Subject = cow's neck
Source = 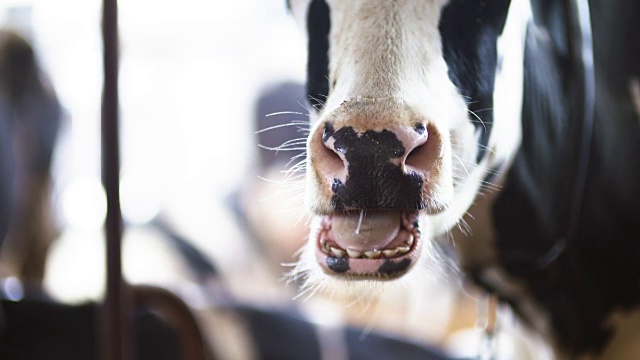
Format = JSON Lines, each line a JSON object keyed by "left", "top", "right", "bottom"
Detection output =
{"left": 453, "top": 1, "right": 640, "bottom": 357}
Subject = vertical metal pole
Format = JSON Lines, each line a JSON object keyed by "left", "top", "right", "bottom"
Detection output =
{"left": 101, "top": 0, "right": 133, "bottom": 359}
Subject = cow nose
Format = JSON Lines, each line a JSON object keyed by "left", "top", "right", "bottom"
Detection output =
{"left": 318, "top": 121, "right": 430, "bottom": 173}
{"left": 310, "top": 121, "right": 434, "bottom": 209}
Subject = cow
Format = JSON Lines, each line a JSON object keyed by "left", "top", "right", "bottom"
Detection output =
{"left": 285, "top": 0, "right": 640, "bottom": 358}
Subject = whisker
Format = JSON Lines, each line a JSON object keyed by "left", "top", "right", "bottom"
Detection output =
{"left": 280, "top": 172, "right": 306, "bottom": 187}
{"left": 355, "top": 209, "right": 365, "bottom": 234}
{"left": 297, "top": 100, "right": 319, "bottom": 118}
{"left": 468, "top": 108, "right": 488, "bottom": 133}
{"left": 266, "top": 111, "right": 308, "bottom": 117}
{"left": 308, "top": 95, "right": 326, "bottom": 108}
{"left": 450, "top": 140, "right": 497, "bottom": 158}
{"left": 452, "top": 152, "right": 471, "bottom": 177}
{"left": 471, "top": 107, "right": 493, "bottom": 113}
{"left": 256, "top": 121, "right": 310, "bottom": 134}
{"left": 278, "top": 138, "right": 308, "bottom": 148}
{"left": 282, "top": 166, "right": 307, "bottom": 184}
{"left": 258, "top": 144, "right": 306, "bottom": 152}
{"left": 285, "top": 152, "right": 308, "bottom": 167}
{"left": 283, "top": 161, "right": 306, "bottom": 173}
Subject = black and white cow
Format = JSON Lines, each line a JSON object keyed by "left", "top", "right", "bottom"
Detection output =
{"left": 285, "top": 0, "right": 640, "bottom": 358}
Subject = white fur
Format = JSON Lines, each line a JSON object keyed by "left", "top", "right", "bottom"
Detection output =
{"left": 490, "top": 0, "right": 531, "bottom": 174}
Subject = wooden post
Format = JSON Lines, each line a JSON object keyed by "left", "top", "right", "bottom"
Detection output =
{"left": 100, "top": 0, "right": 133, "bottom": 358}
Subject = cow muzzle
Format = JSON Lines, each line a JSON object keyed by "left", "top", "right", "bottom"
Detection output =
{"left": 306, "top": 100, "right": 450, "bottom": 279}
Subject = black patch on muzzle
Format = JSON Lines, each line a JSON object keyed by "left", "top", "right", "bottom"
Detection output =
{"left": 326, "top": 256, "right": 349, "bottom": 273}
{"left": 328, "top": 126, "right": 423, "bottom": 210}
{"left": 379, "top": 259, "right": 412, "bottom": 277}
{"left": 307, "top": 0, "right": 330, "bottom": 110}
{"left": 440, "top": 0, "right": 511, "bottom": 163}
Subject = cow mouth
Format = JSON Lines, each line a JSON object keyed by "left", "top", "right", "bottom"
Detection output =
{"left": 315, "top": 210, "right": 422, "bottom": 279}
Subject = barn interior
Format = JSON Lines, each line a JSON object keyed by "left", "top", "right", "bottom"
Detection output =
{"left": 0, "top": 1, "right": 545, "bottom": 359}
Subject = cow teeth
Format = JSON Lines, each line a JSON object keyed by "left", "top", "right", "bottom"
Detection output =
{"left": 346, "top": 249, "right": 363, "bottom": 258}
{"left": 364, "top": 250, "right": 381, "bottom": 259}
{"left": 405, "top": 234, "right": 415, "bottom": 246}
{"left": 397, "top": 246, "right": 410, "bottom": 254}
{"left": 382, "top": 248, "right": 399, "bottom": 258}
{"left": 321, "top": 240, "right": 328, "bottom": 251}
{"left": 330, "top": 247, "right": 346, "bottom": 258}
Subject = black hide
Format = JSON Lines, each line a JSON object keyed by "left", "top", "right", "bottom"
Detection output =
{"left": 439, "top": 0, "right": 511, "bottom": 163}
{"left": 490, "top": 0, "right": 640, "bottom": 355}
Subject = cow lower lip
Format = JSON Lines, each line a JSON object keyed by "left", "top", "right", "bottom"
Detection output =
{"left": 315, "top": 211, "right": 422, "bottom": 278}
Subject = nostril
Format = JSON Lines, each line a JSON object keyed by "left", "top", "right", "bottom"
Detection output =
{"left": 323, "top": 122, "right": 335, "bottom": 142}
{"left": 400, "top": 123, "right": 442, "bottom": 182}
{"left": 321, "top": 122, "right": 344, "bottom": 159}
{"left": 322, "top": 138, "right": 344, "bottom": 164}
{"left": 322, "top": 122, "right": 345, "bottom": 156}
{"left": 402, "top": 123, "right": 430, "bottom": 171}
{"left": 405, "top": 142, "right": 431, "bottom": 171}
{"left": 313, "top": 121, "right": 347, "bottom": 179}
{"left": 406, "top": 144, "right": 424, "bottom": 165}
{"left": 407, "top": 144, "right": 424, "bottom": 160}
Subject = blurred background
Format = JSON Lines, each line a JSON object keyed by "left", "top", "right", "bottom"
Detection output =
{"left": 0, "top": 0, "right": 308, "bottom": 302}
{"left": 0, "top": 0, "right": 527, "bottom": 359}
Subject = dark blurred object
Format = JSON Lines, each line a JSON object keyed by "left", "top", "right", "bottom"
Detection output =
{"left": 230, "top": 82, "right": 310, "bottom": 270}
{"left": 0, "top": 278, "right": 215, "bottom": 359}
{"left": 237, "top": 304, "right": 464, "bottom": 360}
{"left": 0, "top": 29, "right": 61, "bottom": 286}
{"left": 0, "top": 298, "right": 181, "bottom": 360}
{"left": 132, "top": 285, "right": 214, "bottom": 360}
{"left": 151, "top": 217, "right": 219, "bottom": 282}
